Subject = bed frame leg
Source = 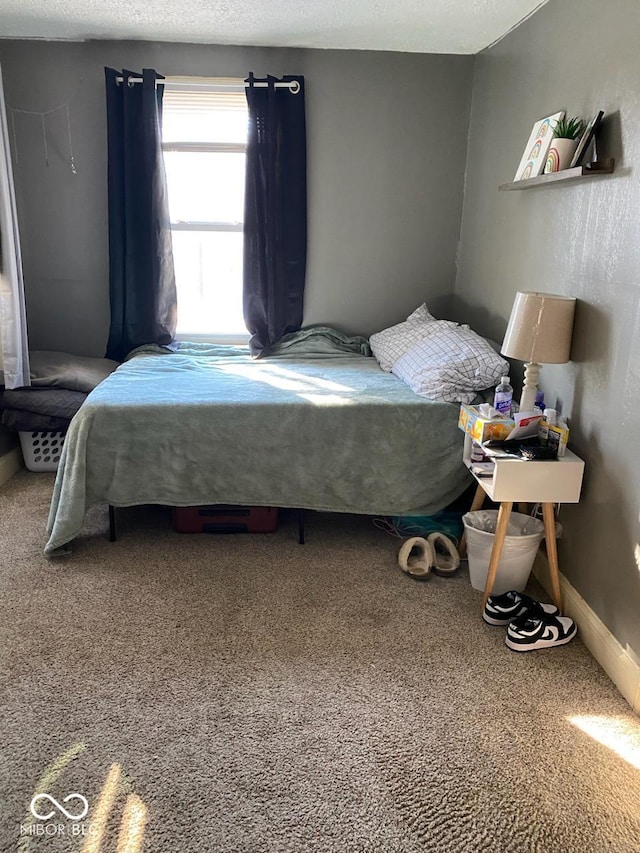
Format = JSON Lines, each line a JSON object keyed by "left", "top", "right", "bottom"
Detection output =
{"left": 108, "top": 505, "right": 116, "bottom": 542}
{"left": 298, "top": 509, "right": 305, "bottom": 545}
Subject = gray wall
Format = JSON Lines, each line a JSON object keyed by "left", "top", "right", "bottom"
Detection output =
{"left": 0, "top": 39, "right": 473, "bottom": 354}
{"left": 456, "top": 0, "right": 640, "bottom": 656}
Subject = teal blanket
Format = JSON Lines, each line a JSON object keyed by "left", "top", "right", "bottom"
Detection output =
{"left": 45, "top": 339, "right": 470, "bottom": 554}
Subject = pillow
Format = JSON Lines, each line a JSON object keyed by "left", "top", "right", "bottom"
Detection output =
{"left": 391, "top": 322, "right": 509, "bottom": 403}
{"left": 29, "top": 351, "right": 119, "bottom": 393}
{"left": 369, "top": 303, "right": 443, "bottom": 372}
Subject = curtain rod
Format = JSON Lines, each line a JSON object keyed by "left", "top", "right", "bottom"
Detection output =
{"left": 115, "top": 77, "right": 301, "bottom": 94}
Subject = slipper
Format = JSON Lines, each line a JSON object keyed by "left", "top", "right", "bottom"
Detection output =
{"left": 397, "top": 536, "right": 434, "bottom": 581}
{"left": 427, "top": 532, "right": 460, "bottom": 575}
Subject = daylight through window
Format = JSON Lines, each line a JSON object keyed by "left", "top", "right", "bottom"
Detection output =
{"left": 162, "top": 78, "right": 249, "bottom": 341}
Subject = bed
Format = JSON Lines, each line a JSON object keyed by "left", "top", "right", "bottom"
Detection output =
{"left": 44, "top": 331, "right": 475, "bottom": 555}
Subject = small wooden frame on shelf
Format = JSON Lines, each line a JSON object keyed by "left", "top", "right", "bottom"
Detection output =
{"left": 499, "top": 158, "right": 615, "bottom": 191}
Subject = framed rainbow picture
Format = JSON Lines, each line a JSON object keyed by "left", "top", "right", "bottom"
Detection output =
{"left": 513, "top": 112, "right": 564, "bottom": 181}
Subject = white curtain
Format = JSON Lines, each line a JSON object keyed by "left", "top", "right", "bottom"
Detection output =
{"left": 0, "top": 62, "right": 29, "bottom": 389}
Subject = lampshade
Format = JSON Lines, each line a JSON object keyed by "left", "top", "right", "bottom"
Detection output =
{"left": 501, "top": 291, "right": 576, "bottom": 364}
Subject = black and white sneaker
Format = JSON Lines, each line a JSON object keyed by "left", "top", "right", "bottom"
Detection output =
{"left": 505, "top": 613, "right": 577, "bottom": 652}
{"left": 483, "top": 591, "right": 558, "bottom": 626}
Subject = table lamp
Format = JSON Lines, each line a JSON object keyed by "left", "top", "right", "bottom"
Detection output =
{"left": 501, "top": 291, "right": 576, "bottom": 413}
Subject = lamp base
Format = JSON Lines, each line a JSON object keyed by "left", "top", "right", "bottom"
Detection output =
{"left": 519, "top": 363, "right": 541, "bottom": 413}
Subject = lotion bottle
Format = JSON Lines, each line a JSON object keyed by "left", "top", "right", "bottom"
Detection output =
{"left": 493, "top": 376, "right": 513, "bottom": 417}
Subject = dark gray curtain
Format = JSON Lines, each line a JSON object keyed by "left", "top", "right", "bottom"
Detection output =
{"left": 104, "top": 68, "right": 177, "bottom": 362}
{"left": 243, "top": 74, "right": 307, "bottom": 357}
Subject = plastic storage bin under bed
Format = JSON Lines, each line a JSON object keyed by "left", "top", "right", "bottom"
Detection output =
{"left": 173, "top": 505, "right": 279, "bottom": 534}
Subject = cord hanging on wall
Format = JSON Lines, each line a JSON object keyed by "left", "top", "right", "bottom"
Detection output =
{"left": 40, "top": 113, "right": 48, "bottom": 166}
{"left": 65, "top": 105, "right": 77, "bottom": 174}
{"left": 8, "top": 82, "right": 81, "bottom": 174}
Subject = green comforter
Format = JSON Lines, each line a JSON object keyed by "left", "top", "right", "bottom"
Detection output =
{"left": 45, "top": 336, "right": 470, "bottom": 554}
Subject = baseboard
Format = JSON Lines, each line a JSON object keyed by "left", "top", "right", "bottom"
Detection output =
{"left": 533, "top": 553, "right": 640, "bottom": 714}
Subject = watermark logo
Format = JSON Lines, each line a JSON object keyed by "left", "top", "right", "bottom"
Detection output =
{"left": 21, "top": 793, "right": 90, "bottom": 837}
{"left": 30, "top": 793, "right": 89, "bottom": 821}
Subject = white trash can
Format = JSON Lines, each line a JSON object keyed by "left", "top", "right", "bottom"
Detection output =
{"left": 462, "top": 510, "right": 545, "bottom": 594}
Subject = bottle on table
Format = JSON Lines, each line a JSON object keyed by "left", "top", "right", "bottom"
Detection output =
{"left": 493, "top": 376, "right": 513, "bottom": 417}
{"left": 470, "top": 441, "right": 485, "bottom": 462}
{"left": 539, "top": 407, "right": 557, "bottom": 446}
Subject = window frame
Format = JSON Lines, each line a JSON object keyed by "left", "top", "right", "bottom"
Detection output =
{"left": 161, "top": 79, "right": 250, "bottom": 344}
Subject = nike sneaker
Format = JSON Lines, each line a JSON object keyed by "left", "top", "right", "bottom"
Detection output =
{"left": 483, "top": 590, "right": 558, "bottom": 626}
{"left": 505, "top": 612, "right": 577, "bottom": 652}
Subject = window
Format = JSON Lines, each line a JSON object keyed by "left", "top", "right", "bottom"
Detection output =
{"left": 162, "top": 78, "right": 249, "bottom": 342}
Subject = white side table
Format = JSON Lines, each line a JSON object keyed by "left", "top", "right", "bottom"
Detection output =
{"left": 460, "top": 434, "right": 585, "bottom": 613}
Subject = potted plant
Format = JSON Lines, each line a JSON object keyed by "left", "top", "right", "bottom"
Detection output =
{"left": 544, "top": 116, "right": 586, "bottom": 173}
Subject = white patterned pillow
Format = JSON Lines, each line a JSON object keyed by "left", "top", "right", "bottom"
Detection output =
{"left": 369, "top": 304, "right": 444, "bottom": 372}
{"left": 391, "top": 322, "right": 509, "bottom": 403}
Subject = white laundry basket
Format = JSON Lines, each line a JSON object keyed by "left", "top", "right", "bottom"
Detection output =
{"left": 19, "top": 431, "right": 65, "bottom": 472}
{"left": 462, "top": 510, "right": 545, "bottom": 594}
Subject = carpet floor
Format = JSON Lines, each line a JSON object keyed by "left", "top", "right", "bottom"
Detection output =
{"left": 1, "top": 470, "right": 640, "bottom": 853}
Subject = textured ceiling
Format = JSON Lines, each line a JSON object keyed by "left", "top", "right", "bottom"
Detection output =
{"left": 0, "top": 0, "right": 548, "bottom": 54}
